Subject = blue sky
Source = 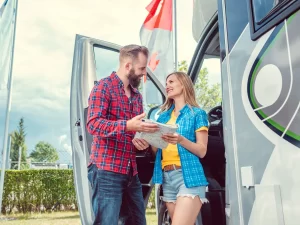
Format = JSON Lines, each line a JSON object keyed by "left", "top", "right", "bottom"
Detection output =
{"left": 0, "top": 0, "right": 220, "bottom": 164}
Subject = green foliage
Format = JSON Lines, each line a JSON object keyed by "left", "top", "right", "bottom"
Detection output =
{"left": 178, "top": 60, "right": 188, "bottom": 72}
{"left": 1, "top": 169, "right": 77, "bottom": 214}
{"left": 30, "top": 141, "right": 59, "bottom": 163}
{"left": 10, "top": 118, "right": 28, "bottom": 169}
{"left": 178, "top": 60, "right": 222, "bottom": 112}
{"left": 147, "top": 187, "right": 156, "bottom": 209}
{"left": 195, "top": 68, "right": 222, "bottom": 111}
{"left": 1, "top": 169, "right": 157, "bottom": 215}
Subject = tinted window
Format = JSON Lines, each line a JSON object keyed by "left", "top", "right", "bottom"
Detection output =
{"left": 252, "top": 0, "right": 281, "bottom": 22}
{"left": 248, "top": 0, "right": 300, "bottom": 40}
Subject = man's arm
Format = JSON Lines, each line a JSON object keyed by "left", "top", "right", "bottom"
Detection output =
{"left": 86, "top": 81, "right": 126, "bottom": 138}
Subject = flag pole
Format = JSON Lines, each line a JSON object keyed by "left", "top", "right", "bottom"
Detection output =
{"left": 173, "top": 0, "right": 178, "bottom": 70}
{"left": 0, "top": 0, "right": 19, "bottom": 214}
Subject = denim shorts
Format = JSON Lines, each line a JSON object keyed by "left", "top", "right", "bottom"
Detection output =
{"left": 162, "top": 169, "right": 208, "bottom": 204}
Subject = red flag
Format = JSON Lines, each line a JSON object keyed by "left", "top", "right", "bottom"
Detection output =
{"left": 140, "top": 0, "right": 174, "bottom": 86}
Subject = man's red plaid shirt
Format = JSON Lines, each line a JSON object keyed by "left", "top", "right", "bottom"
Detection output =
{"left": 86, "top": 72, "right": 143, "bottom": 176}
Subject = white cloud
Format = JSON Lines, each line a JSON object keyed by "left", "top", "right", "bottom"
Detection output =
{"left": 59, "top": 134, "right": 67, "bottom": 144}
{"left": 62, "top": 143, "right": 72, "bottom": 155}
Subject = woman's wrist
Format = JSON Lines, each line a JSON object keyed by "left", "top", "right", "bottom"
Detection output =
{"left": 178, "top": 134, "right": 184, "bottom": 144}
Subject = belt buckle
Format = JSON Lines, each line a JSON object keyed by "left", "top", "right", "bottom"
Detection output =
{"left": 173, "top": 164, "right": 176, "bottom": 170}
{"left": 164, "top": 165, "right": 171, "bottom": 172}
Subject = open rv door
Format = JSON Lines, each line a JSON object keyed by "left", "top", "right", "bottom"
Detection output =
{"left": 70, "top": 34, "right": 166, "bottom": 225}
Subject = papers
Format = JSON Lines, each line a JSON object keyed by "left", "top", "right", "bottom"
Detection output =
{"left": 134, "top": 119, "right": 179, "bottom": 149}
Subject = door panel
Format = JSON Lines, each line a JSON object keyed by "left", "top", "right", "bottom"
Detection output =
{"left": 70, "top": 34, "right": 165, "bottom": 225}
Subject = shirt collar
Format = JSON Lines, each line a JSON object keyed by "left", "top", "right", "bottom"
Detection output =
{"left": 166, "top": 104, "right": 190, "bottom": 114}
{"left": 164, "top": 104, "right": 190, "bottom": 116}
{"left": 111, "top": 71, "right": 139, "bottom": 94}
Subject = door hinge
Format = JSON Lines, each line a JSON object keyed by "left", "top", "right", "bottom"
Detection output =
{"left": 75, "top": 120, "right": 80, "bottom": 126}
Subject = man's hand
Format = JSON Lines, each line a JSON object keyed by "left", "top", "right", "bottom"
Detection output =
{"left": 126, "top": 113, "right": 159, "bottom": 133}
{"left": 132, "top": 138, "right": 150, "bottom": 150}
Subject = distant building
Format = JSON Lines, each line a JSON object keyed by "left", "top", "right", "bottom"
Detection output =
{"left": 30, "top": 162, "right": 72, "bottom": 169}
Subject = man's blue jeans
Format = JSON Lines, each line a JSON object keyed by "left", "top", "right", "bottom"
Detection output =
{"left": 87, "top": 164, "right": 146, "bottom": 225}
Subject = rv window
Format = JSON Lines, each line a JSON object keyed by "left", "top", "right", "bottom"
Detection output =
{"left": 248, "top": 0, "right": 300, "bottom": 40}
{"left": 93, "top": 46, "right": 119, "bottom": 80}
{"left": 252, "top": 0, "right": 283, "bottom": 22}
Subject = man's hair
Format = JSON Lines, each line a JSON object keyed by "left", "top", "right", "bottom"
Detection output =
{"left": 119, "top": 44, "right": 149, "bottom": 63}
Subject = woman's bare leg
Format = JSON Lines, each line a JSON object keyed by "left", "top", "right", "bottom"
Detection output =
{"left": 171, "top": 196, "right": 202, "bottom": 225}
{"left": 166, "top": 202, "right": 176, "bottom": 220}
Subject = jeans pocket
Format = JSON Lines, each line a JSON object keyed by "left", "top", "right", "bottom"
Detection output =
{"left": 87, "top": 164, "right": 95, "bottom": 188}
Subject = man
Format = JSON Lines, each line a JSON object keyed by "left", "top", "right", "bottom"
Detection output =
{"left": 86, "top": 44, "right": 159, "bottom": 225}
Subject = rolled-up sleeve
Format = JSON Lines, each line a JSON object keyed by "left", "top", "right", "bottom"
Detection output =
{"left": 195, "top": 109, "right": 209, "bottom": 131}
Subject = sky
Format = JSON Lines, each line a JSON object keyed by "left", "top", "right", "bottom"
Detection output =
{"left": 0, "top": 0, "right": 220, "bottom": 165}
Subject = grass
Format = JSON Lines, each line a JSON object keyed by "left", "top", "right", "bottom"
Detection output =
{"left": 0, "top": 209, "right": 157, "bottom": 225}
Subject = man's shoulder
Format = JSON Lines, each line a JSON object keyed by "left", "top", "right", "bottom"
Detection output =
{"left": 93, "top": 76, "right": 113, "bottom": 91}
{"left": 96, "top": 76, "right": 112, "bottom": 86}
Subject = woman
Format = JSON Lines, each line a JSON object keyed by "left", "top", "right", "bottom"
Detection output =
{"left": 133, "top": 72, "right": 209, "bottom": 225}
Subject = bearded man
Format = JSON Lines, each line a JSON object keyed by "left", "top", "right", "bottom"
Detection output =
{"left": 86, "top": 44, "right": 159, "bottom": 225}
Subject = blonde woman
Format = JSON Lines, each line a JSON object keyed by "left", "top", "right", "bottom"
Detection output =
{"left": 133, "top": 72, "right": 209, "bottom": 225}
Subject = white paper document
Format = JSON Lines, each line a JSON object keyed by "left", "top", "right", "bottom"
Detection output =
{"left": 134, "top": 119, "right": 179, "bottom": 149}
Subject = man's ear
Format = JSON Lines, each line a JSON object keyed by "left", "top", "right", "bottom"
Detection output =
{"left": 125, "top": 61, "right": 133, "bottom": 72}
{"left": 125, "top": 62, "right": 130, "bottom": 70}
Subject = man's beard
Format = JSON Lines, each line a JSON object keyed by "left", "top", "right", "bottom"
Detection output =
{"left": 128, "top": 68, "right": 142, "bottom": 88}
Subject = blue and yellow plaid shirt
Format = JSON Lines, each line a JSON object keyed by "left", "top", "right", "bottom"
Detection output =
{"left": 152, "top": 104, "right": 209, "bottom": 188}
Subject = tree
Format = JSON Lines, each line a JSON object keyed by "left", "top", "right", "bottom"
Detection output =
{"left": 30, "top": 141, "right": 59, "bottom": 163}
{"left": 10, "top": 118, "right": 28, "bottom": 169}
{"left": 178, "top": 60, "right": 222, "bottom": 112}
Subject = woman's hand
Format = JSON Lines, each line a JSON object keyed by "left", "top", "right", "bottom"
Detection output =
{"left": 161, "top": 133, "right": 184, "bottom": 145}
{"left": 132, "top": 138, "right": 150, "bottom": 150}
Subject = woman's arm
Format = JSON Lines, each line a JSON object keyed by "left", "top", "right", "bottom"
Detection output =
{"left": 178, "top": 131, "right": 208, "bottom": 158}
{"left": 162, "top": 130, "right": 208, "bottom": 158}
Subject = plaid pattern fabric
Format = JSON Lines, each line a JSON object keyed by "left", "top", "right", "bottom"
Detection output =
{"left": 87, "top": 72, "right": 143, "bottom": 175}
{"left": 153, "top": 104, "right": 209, "bottom": 188}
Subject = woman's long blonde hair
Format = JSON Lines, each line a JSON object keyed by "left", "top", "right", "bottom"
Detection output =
{"left": 160, "top": 71, "right": 200, "bottom": 112}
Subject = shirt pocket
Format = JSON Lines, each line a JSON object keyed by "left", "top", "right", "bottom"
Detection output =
{"left": 131, "top": 98, "right": 143, "bottom": 117}
{"left": 177, "top": 117, "right": 196, "bottom": 140}
{"left": 108, "top": 95, "right": 125, "bottom": 119}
